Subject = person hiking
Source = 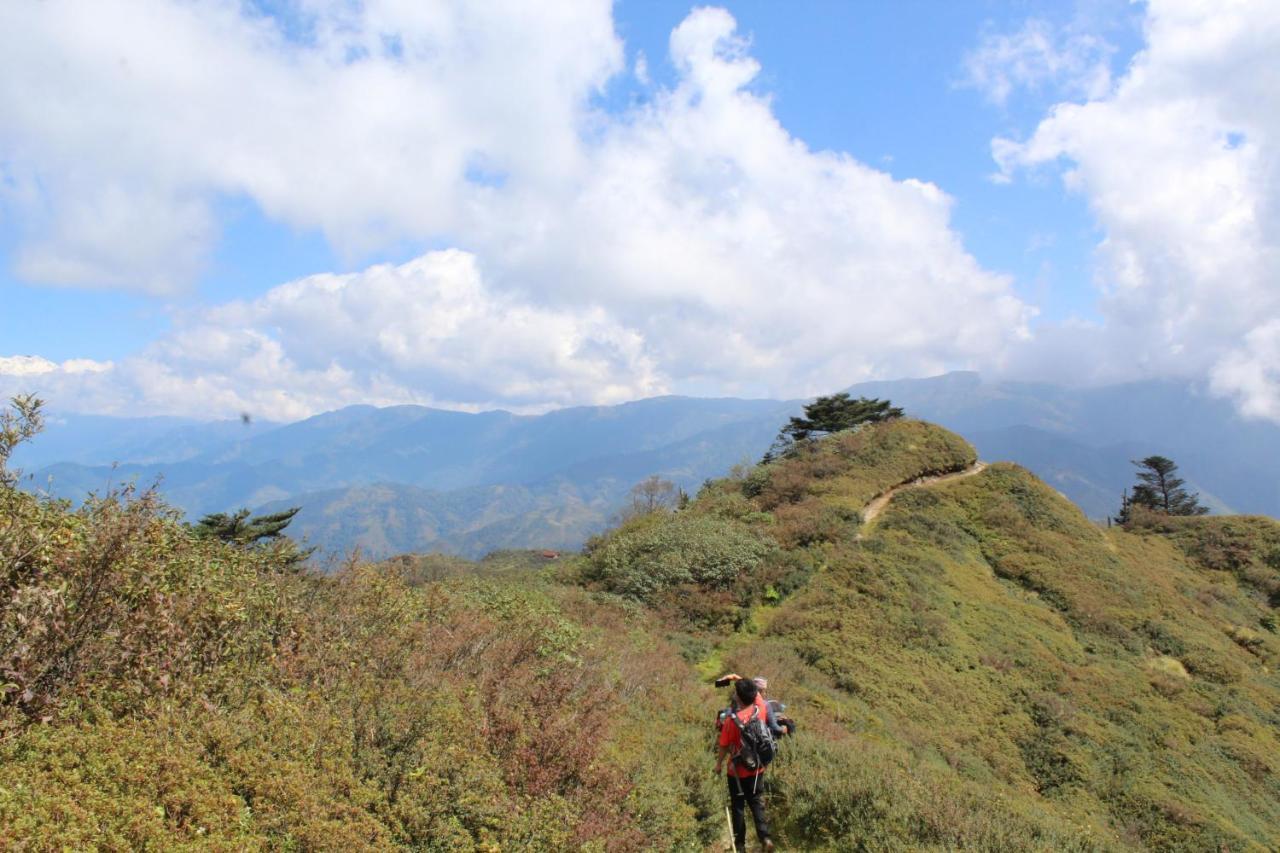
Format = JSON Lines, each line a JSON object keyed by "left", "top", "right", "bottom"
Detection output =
{"left": 714, "top": 673, "right": 769, "bottom": 730}
{"left": 752, "top": 676, "right": 795, "bottom": 738}
{"left": 716, "top": 678, "right": 774, "bottom": 852}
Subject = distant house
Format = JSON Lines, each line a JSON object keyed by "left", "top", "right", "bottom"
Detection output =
{"left": 540, "top": 550, "right": 560, "bottom": 560}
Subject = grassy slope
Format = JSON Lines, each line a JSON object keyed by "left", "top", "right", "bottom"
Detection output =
{"left": 0, "top": 486, "right": 726, "bottom": 850}
{"left": 699, "top": 424, "right": 1280, "bottom": 850}
{"left": 5, "top": 418, "right": 1278, "bottom": 850}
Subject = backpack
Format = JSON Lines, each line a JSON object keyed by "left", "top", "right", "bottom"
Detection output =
{"left": 729, "top": 705, "right": 776, "bottom": 770}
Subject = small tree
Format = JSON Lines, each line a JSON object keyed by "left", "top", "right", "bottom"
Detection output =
{"left": 767, "top": 393, "right": 903, "bottom": 460}
{"left": 0, "top": 394, "right": 44, "bottom": 488}
{"left": 193, "top": 506, "right": 313, "bottom": 570}
{"left": 1119, "top": 456, "right": 1208, "bottom": 520}
{"left": 193, "top": 506, "right": 303, "bottom": 544}
{"left": 627, "top": 475, "right": 679, "bottom": 517}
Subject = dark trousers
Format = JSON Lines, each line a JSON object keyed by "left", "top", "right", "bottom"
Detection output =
{"left": 728, "top": 773, "right": 769, "bottom": 850}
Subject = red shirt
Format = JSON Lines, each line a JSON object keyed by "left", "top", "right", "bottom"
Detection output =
{"left": 718, "top": 699, "right": 767, "bottom": 777}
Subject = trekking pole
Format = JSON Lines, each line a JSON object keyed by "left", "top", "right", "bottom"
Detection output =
{"left": 724, "top": 805, "right": 734, "bottom": 852}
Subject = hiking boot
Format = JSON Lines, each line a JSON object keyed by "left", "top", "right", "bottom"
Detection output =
{"left": 761, "top": 839, "right": 775, "bottom": 851}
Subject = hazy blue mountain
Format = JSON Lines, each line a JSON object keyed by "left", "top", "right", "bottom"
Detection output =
{"left": 11, "top": 413, "right": 278, "bottom": 470}
{"left": 25, "top": 395, "right": 792, "bottom": 544}
{"left": 263, "top": 414, "right": 790, "bottom": 560}
{"left": 21, "top": 373, "right": 1280, "bottom": 560}
{"left": 257, "top": 479, "right": 618, "bottom": 561}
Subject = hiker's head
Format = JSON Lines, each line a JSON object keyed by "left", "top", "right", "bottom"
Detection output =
{"left": 734, "top": 678, "right": 758, "bottom": 705}
{"left": 752, "top": 676, "right": 768, "bottom": 694}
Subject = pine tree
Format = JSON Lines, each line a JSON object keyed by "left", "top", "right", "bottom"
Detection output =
{"left": 193, "top": 506, "right": 302, "bottom": 544}
{"left": 1121, "top": 456, "right": 1208, "bottom": 519}
{"left": 192, "top": 506, "right": 312, "bottom": 571}
{"left": 766, "top": 393, "right": 903, "bottom": 460}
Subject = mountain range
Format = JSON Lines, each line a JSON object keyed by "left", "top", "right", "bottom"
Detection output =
{"left": 15, "top": 372, "right": 1279, "bottom": 559}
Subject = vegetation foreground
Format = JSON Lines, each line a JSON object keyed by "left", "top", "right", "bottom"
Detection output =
{"left": 3, "top": 415, "right": 1279, "bottom": 850}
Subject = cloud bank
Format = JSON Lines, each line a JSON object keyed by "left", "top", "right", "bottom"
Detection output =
{"left": 0, "top": 2, "right": 1031, "bottom": 418}
{"left": 993, "top": 0, "right": 1280, "bottom": 420}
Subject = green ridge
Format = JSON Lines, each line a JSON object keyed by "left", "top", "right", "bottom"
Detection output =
{"left": 3, "top": 418, "right": 1277, "bottom": 849}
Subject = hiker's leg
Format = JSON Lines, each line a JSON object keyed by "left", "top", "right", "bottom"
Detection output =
{"left": 747, "top": 776, "right": 770, "bottom": 843}
{"left": 727, "top": 776, "right": 747, "bottom": 851}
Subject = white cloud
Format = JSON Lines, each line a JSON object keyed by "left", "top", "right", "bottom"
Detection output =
{"left": 1, "top": 251, "right": 663, "bottom": 420}
{"left": 0, "top": 356, "right": 113, "bottom": 377}
{"left": 0, "top": 0, "right": 621, "bottom": 293}
{"left": 634, "top": 51, "right": 650, "bottom": 86}
{"left": 1, "top": 3, "right": 1032, "bottom": 416}
{"left": 1211, "top": 320, "right": 1280, "bottom": 422}
{"left": 961, "top": 18, "right": 1114, "bottom": 106}
{"left": 475, "top": 8, "right": 1032, "bottom": 398}
{"left": 995, "top": 0, "right": 1280, "bottom": 421}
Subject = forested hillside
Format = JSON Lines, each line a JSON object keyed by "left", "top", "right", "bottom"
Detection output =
{"left": 4, "top": 417, "right": 1278, "bottom": 849}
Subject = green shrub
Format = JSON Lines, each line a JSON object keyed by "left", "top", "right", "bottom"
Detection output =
{"left": 586, "top": 511, "right": 773, "bottom": 601}
{"left": 0, "top": 479, "right": 722, "bottom": 850}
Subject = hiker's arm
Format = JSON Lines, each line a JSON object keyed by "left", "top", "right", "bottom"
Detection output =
{"left": 765, "top": 704, "right": 784, "bottom": 737}
{"left": 714, "top": 744, "right": 731, "bottom": 774}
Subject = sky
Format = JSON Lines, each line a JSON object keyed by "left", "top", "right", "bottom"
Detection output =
{"left": 0, "top": 0, "right": 1277, "bottom": 424}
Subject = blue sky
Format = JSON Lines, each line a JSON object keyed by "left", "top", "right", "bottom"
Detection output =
{"left": 1, "top": 0, "right": 1276, "bottom": 422}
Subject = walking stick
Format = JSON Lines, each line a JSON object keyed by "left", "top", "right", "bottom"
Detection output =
{"left": 724, "top": 804, "right": 734, "bottom": 851}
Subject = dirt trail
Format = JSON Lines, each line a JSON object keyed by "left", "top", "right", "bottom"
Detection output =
{"left": 859, "top": 461, "right": 989, "bottom": 529}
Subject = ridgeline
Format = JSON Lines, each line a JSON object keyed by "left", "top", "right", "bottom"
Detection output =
{"left": 3, "top": 419, "right": 1278, "bottom": 849}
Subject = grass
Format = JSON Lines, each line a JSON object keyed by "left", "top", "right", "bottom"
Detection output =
{"left": 586, "top": 420, "right": 1280, "bottom": 849}
{"left": 5, "top": 416, "right": 1278, "bottom": 850}
{"left": 718, "top": 451, "right": 1280, "bottom": 850}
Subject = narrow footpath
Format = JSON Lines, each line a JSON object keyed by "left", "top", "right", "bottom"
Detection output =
{"left": 858, "top": 461, "right": 989, "bottom": 532}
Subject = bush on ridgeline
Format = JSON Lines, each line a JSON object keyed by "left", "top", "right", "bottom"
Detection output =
{"left": 0, "top": 484, "right": 295, "bottom": 722}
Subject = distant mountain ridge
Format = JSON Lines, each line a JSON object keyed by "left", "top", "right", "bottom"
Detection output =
{"left": 17, "top": 373, "right": 1280, "bottom": 559}
{"left": 20, "top": 395, "right": 793, "bottom": 557}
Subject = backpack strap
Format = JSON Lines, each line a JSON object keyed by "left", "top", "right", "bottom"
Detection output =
{"left": 728, "top": 704, "right": 758, "bottom": 734}
{"left": 727, "top": 706, "right": 760, "bottom": 771}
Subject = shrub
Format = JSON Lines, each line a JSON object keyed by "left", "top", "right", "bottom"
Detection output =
{"left": 771, "top": 499, "right": 858, "bottom": 548}
{"left": 1180, "top": 649, "right": 1245, "bottom": 684}
{"left": 0, "top": 478, "right": 723, "bottom": 850}
{"left": 1, "top": 486, "right": 293, "bottom": 722}
{"left": 586, "top": 511, "right": 773, "bottom": 601}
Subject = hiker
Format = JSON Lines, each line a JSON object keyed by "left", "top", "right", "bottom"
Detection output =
{"left": 752, "top": 676, "right": 796, "bottom": 738}
{"left": 716, "top": 678, "right": 775, "bottom": 852}
{"left": 714, "top": 673, "right": 768, "bottom": 725}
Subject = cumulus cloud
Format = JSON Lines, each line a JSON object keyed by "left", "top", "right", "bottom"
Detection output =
{"left": 479, "top": 7, "right": 1031, "bottom": 398}
{"left": 0, "top": 251, "right": 663, "bottom": 420}
{"left": 1, "top": 2, "right": 1032, "bottom": 416}
{"left": 0, "top": 0, "right": 621, "bottom": 293}
{"left": 994, "top": 0, "right": 1280, "bottom": 421}
{"left": 961, "top": 18, "right": 1114, "bottom": 105}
